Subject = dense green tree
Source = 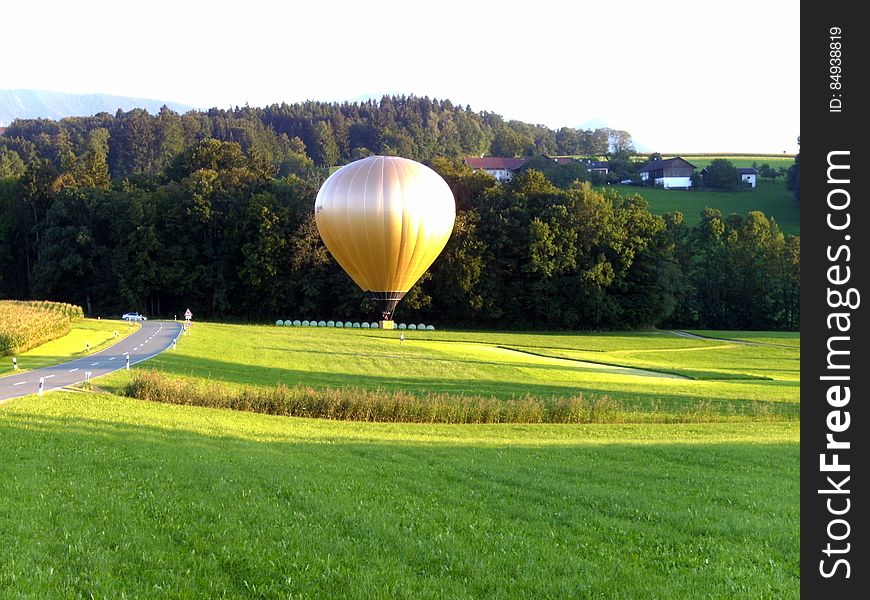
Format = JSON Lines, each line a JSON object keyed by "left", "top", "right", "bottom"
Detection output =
{"left": 0, "top": 101, "right": 799, "bottom": 330}
{"left": 0, "top": 147, "right": 26, "bottom": 179}
{"left": 702, "top": 158, "right": 742, "bottom": 191}
{"left": 757, "top": 163, "right": 779, "bottom": 181}
{"left": 605, "top": 152, "right": 637, "bottom": 183}
{"left": 519, "top": 156, "right": 591, "bottom": 189}
{"left": 785, "top": 152, "right": 799, "bottom": 203}
{"left": 490, "top": 126, "right": 531, "bottom": 157}
{"left": 311, "top": 121, "right": 340, "bottom": 166}
{"left": 604, "top": 129, "right": 635, "bottom": 156}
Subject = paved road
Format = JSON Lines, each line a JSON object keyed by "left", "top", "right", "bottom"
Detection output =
{"left": 0, "top": 320, "right": 183, "bottom": 402}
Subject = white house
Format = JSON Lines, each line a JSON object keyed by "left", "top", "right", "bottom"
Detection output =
{"left": 637, "top": 157, "right": 696, "bottom": 189}
{"left": 738, "top": 167, "right": 758, "bottom": 188}
{"left": 464, "top": 157, "right": 529, "bottom": 182}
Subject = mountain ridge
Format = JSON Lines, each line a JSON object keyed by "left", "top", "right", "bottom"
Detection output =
{"left": 0, "top": 89, "right": 194, "bottom": 125}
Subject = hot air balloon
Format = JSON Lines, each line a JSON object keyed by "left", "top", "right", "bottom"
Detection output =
{"left": 314, "top": 156, "right": 456, "bottom": 323}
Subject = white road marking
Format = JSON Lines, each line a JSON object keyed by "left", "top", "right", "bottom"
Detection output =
{"left": 109, "top": 357, "right": 116, "bottom": 361}
{"left": 69, "top": 368, "right": 79, "bottom": 372}
{"left": 13, "top": 381, "right": 26, "bottom": 386}
{"left": 43, "top": 374, "right": 55, "bottom": 379}
{"left": 91, "top": 362, "right": 100, "bottom": 366}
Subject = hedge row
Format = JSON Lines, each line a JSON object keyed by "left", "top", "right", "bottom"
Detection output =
{"left": 125, "top": 370, "right": 623, "bottom": 424}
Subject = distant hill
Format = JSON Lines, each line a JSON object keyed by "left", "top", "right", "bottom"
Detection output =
{"left": 0, "top": 89, "right": 193, "bottom": 125}
{"left": 575, "top": 118, "right": 610, "bottom": 131}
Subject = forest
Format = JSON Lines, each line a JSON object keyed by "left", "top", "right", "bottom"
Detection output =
{"left": 0, "top": 96, "right": 799, "bottom": 329}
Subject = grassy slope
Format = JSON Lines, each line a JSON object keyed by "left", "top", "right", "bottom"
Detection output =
{"left": 0, "top": 393, "right": 799, "bottom": 599}
{"left": 99, "top": 324, "right": 799, "bottom": 418}
{"left": 0, "top": 318, "right": 137, "bottom": 376}
{"left": 607, "top": 180, "right": 799, "bottom": 235}
{"left": 672, "top": 156, "right": 795, "bottom": 170}
{"left": 684, "top": 330, "right": 801, "bottom": 347}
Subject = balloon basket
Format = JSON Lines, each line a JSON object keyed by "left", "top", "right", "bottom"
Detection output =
{"left": 379, "top": 320, "right": 396, "bottom": 330}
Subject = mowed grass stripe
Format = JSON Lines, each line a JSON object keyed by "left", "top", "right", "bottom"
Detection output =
{"left": 0, "top": 393, "right": 799, "bottom": 599}
{"left": 98, "top": 323, "right": 799, "bottom": 415}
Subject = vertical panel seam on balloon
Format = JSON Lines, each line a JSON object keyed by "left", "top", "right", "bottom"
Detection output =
{"left": 325, "top": 165, "right": 365, "bottom": 289}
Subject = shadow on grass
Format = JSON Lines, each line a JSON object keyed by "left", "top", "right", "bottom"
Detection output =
{"left": 253, "top": 345, "right": 685, "bottom": 379}
{"left": 0, "top": 407, "right": 800, "bottom": 599}
{"left": 134, "top": 353, "right": 800, "bottom": 418}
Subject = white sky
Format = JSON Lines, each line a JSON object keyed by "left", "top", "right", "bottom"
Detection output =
{"left": 5, "top": 0, "right": 799, "bottom": 153}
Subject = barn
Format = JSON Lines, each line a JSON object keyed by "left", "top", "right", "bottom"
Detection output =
{"left": 638, "top": 157, "right": 696, "bottom": 189}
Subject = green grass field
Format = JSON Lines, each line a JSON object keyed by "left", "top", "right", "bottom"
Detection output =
{"left": 0, "top": 323, "right": 800, "bottom": 597}
{"left": 607, "top": 180, "right": 799, "bottom": 235}
{"left": 670, "top": 155, "right": 795, "bottom": 171}
{"left": 99, "top": 324, "right": 799, "bottom": 419}
{"left": 0, "top": 393, "right": 799, "bottom": 598}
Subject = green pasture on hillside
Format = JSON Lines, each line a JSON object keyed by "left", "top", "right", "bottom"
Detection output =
{"left": 683, "top": 330, "right": 801, "bottom": 348}
{"left": 0, "top": 392, "right": 799, "bottom": 598}
{"left": 1, "top": 322, "right": 800, "bottom": 596}
{"left": 606, "top": 180, "right": 799, "bottom": 235}
{"left": 100, "top": 323, "right": 800, "bottom": 419}
{"left": 669, "top": 155, "right": 795, "bottom": 170}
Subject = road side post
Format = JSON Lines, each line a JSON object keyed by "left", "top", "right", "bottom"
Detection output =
{"left": 37, "top": 377, "right": 44, "bottom": 397}
{"left": 126, "top": 354, "right": 130, "bottom": 370}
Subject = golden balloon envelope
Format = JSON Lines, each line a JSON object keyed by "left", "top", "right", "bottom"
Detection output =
{"left": 314, "top": 156, "right": 456, "bottom": 319}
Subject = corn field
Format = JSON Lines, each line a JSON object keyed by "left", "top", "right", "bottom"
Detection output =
{"left": 0, "top": 300, "right": 84, "bottom": 356}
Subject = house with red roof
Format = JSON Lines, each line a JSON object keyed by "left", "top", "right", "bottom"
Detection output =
{"left": 464, "top": 157, "right": 530, "bottom": 182}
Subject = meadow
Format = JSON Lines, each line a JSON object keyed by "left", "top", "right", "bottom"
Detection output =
{"left": 670, "top": 155, "right": 795, "bottom": 170}
{"left": 100, "top": 323, "right": 800, "bottom": 420}
{"left": 0, "top": 323, "right": 800, "bottom": 597}
{"left": 606, "top": 180, "right": 799, "bottom": 234}
{"left": 0, "top": 392, "right": 799, "bottom": 598}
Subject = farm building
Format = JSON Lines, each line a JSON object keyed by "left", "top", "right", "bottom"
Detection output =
{"left": 464, "top": 157, "right": 530, "bottom": 182}
{"left": 584, "top": 160, "right": 609, "bottom": 176}
{"left": 638, "top": 157, "right": 696, "bottom": 189}
{"left": 738, "top": 167, "right": 758, "bottom": 188}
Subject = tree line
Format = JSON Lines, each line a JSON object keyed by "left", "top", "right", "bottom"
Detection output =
{"left": 0, "top": 131, "right": 798, "bottom": 329}
{"left": 0, "top": 96, "right": 636, "bottom": 184}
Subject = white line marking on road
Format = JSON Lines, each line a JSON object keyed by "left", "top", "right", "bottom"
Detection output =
{"left": 69, "top": 368, "right": 79, "bottom": 372}
{"left": 109, "top": 357, "right": 116, "bottom": 361}
{"left": 91, "top": 362, "right": 100, "bottom": 366}
{"left": 43, "top": 374, "right": 55, "bottom": 379}
{"left": 13, "top": 381, "right": 26, "bottom": 386}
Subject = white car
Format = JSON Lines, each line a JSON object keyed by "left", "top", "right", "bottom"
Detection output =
{"left": 122, "top": 312, "right": 147, "bottom": 321}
